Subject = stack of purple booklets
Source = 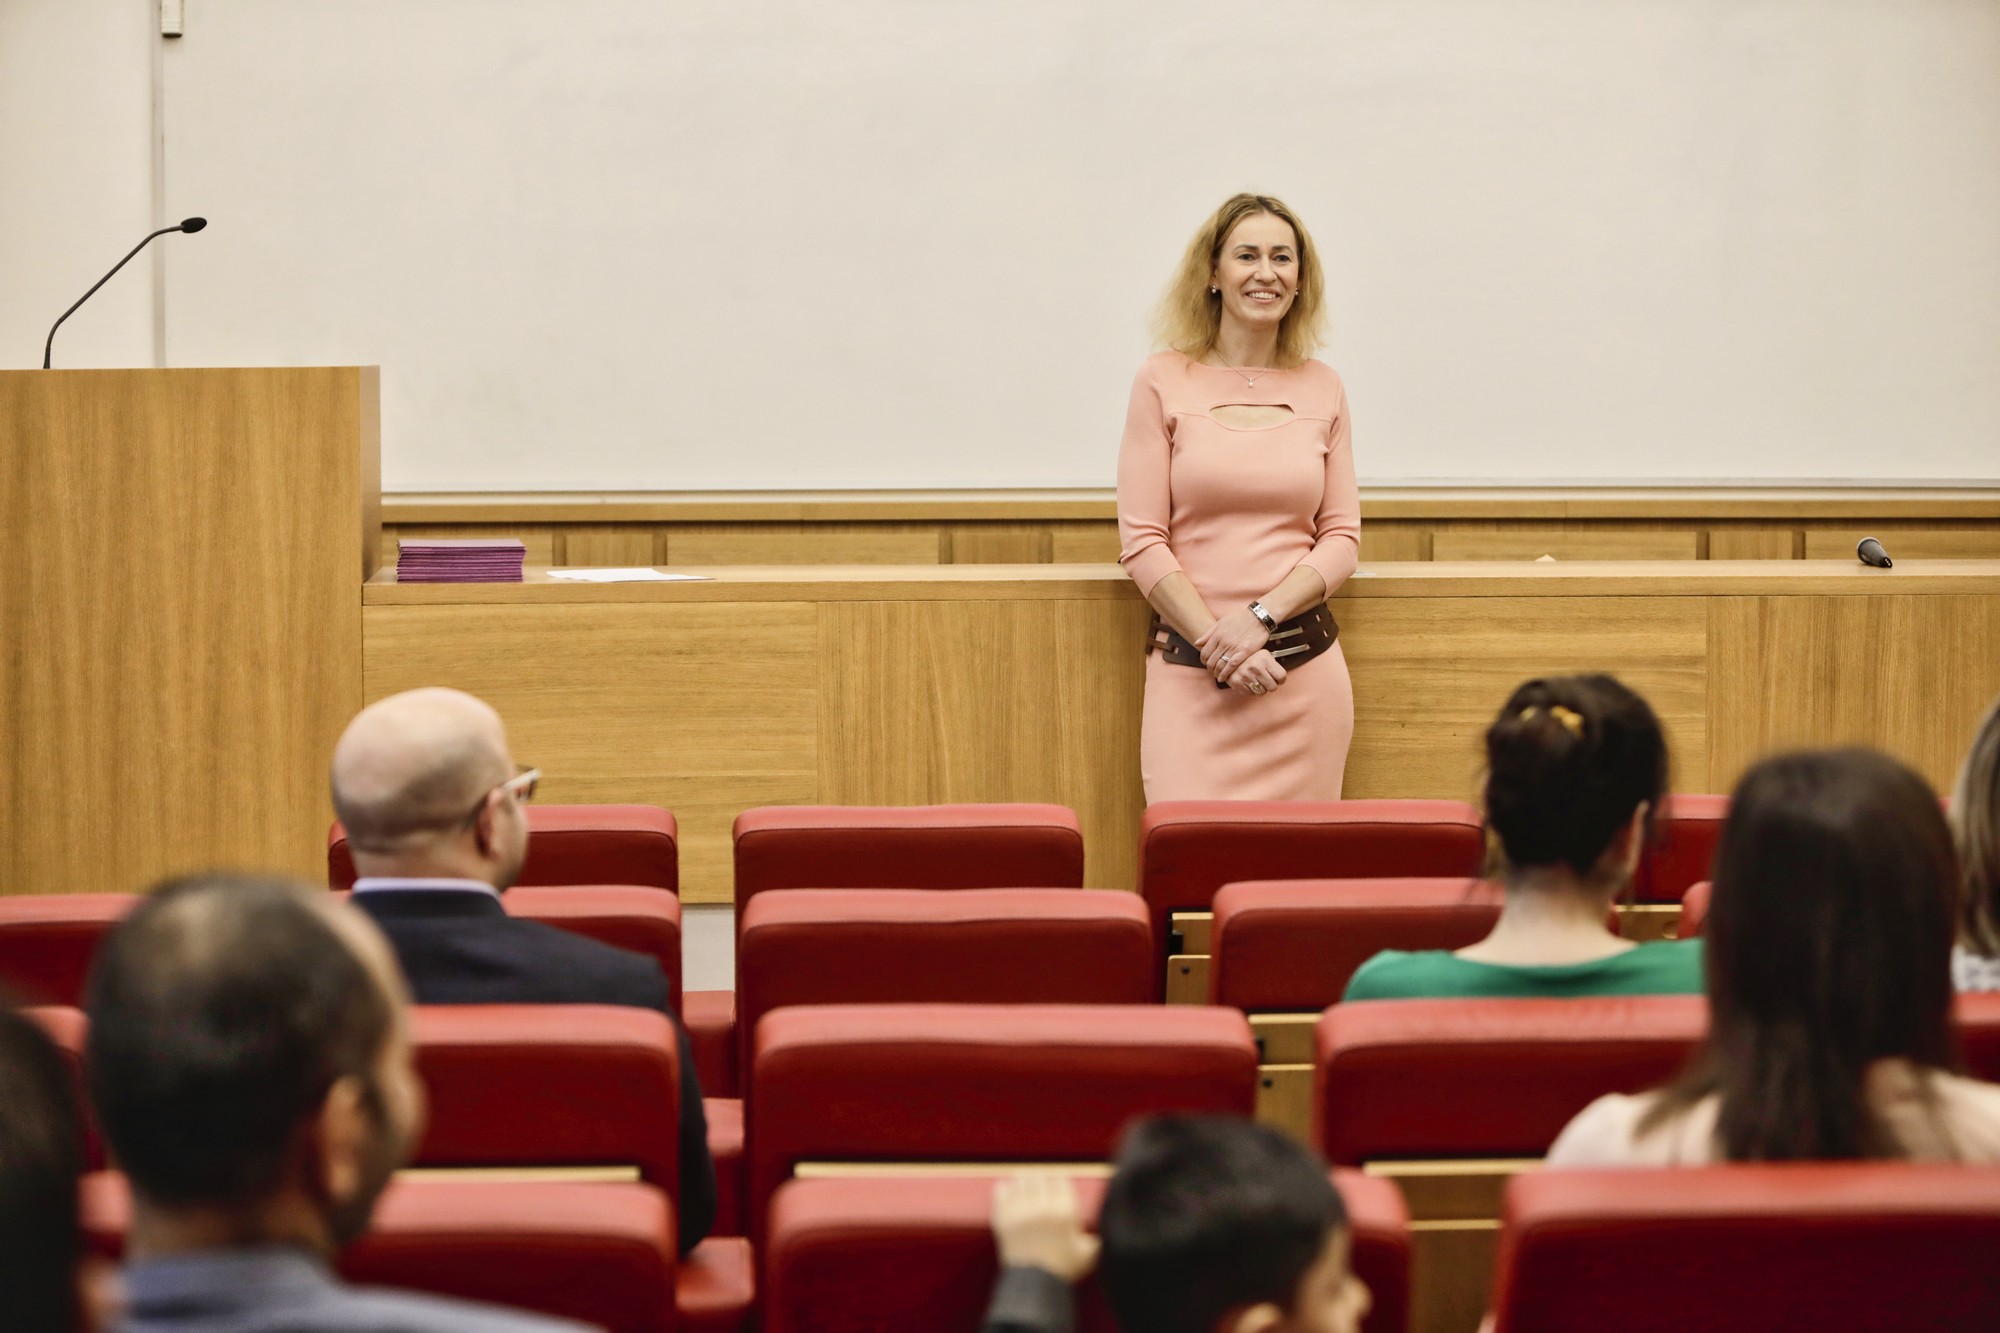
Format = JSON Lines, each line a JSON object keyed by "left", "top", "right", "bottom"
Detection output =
{"left": 396, "top": 538, "right": 527, "bottom": 583}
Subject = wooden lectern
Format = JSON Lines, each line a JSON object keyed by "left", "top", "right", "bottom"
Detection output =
{"left": 0, "top": 368, "right": 379, "bottom": 894}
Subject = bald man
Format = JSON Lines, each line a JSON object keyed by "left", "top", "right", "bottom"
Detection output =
{"left": 331, "top": 689, "right": 715, "bottom": 1253}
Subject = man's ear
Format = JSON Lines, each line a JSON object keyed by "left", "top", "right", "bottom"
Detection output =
{"left": 469, "top": 791, "right": 500, "bottom": 859}
{"left": 1221, "top": 1304, "right": 1285, "bottom": 1333}
{"left": 314, "top": 1075, "right": 372, "bottom": 1207}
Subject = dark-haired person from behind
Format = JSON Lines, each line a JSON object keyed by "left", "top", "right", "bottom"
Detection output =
{"left": 1343, "top": 674, "right": 1701, "bottom": 1000}
{"left": 982, "top": 1116, "right": 1370, "bottom": 1333}
{"left": 88, "top": 874, "right": 587, "bottom": 1333}
{"left": 0, "top": 1004, "right": 87, "bottom": 1333}
{"left": 331, "top": 686, "right": 714, "bottom": 1253}
{"left": 1548, "top": 748, "right": 2000, "bottom": 1164}
{"left": 1950, "top": 693, "right": 2000, "bottom": 992}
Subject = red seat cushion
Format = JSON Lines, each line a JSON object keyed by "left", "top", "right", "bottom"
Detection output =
{"left": 1139, "top": 801, "right": 1485, "bottom": 971}
{"left": 748, "top": 1004, "right": 1257, "bottom": 1243}
{"left": 763, "top": 1169, "right": 1410, "bottom": 1333}
{"left": 704, "top": 1096, "right": 744, "bottom": 1238}
{"left": 81, "top": 1173, "right": 689, "bottom": 1333}
{"left": 1632, "top": 794, "right": 1728, "bottom": 904}
{"left": 504, "top": 885, "right": 683, "bottom": 1016}
{"left": 674, "top": 1236, "right": 755, "bottom": 1333}
{"left": 731, "top": 805, "right": 1085, "bottom": 913}
{"left": 1492, "top": 1164, "right": 2000, "bottom": 1333}
{"left": 412, "top": 1004, "right": 681, "bottom": 1198}
{"left": 1210, "top": 878, "right": 1502, "bottom": 1010}
{"left": 1314, "top": 997, "right": 1707, "bottom": 1164}
{"left": 0, "top": 894, "right": 135, "bottom": 1006}
{"left": 330, "top": 805, "right": 678, "bottom": 891}
{"left": 737, "top": 888, "right": 1154, "bottom": 1075}
{"left": 684, "top": 989, "right": 738, "bottom": 1098}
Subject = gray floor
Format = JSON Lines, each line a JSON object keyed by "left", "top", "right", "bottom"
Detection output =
{"left": 682, "top": 904, "right": 735, "bottom": 991}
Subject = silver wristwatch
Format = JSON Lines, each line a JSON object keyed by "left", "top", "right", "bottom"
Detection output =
{"left": 1248, "top": 601, "right": 1278, "bottom": 632}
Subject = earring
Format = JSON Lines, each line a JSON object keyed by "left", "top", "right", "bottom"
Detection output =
{"left": 1208, "top": 287, "right": 1218, "bottom": 295}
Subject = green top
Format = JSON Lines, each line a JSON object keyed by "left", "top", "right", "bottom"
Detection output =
{"left": 1341, "top": 937, "right": 1705, "bottom": 1002}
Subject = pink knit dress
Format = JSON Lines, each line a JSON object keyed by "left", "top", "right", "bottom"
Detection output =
{"left": 1116, "top": 350, "right": 1361, "bottom": 801}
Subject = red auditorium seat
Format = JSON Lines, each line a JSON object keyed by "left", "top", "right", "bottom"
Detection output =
{"left": 747, "top": 1004, "right": 1259, "bottom": 1244}
{"left": 763, "top": 1169, "right": 1412, "bottom": 1333}
{"left": 1678, "top": 879, "right": 1711, "bottom": 936}
{"left": 731, "top": 804, "right": 1086, "bottom": 907}
{"left": 1491, "top": 1164, "right": 2000, "bottom": 1332}
{"left": 1209, "top": 878, "right": 1502, "bottom": 1010}
{"left": 1958, "top": 992, "right": 2000, "bottom": 1083}
{"left": 410, "top": 1004, "right": 682, "bottom": 1194}
{"left": 504, "top": 885, "right": 684, "bottom": 1016}
{"left": 735, "top": 887, "right": 1154, "bottom": 1074}
{"left": 1631, "top": 793, "right": 1727, "bottom": 904}
{"left": 1138, "top": 801, "right": 1485, "bottom": 964}
{"left": 79, "top": 1173, "right": 743, "bottom": 1333}
{"left": 329, "top": 804, "right": 679, "bottom": 891}
{"left": 1314, "top": 997, "right": 1706, "bottom": 1164}
{"left": 0, "top": 892, "right": 135, "bottom": 1005}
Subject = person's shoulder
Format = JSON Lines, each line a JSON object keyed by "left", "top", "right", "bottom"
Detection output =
{"left": 1952, "top": 944, "right": 2000, "bottom": 993}
{"left": 1295, "top": 357, "right": 1346, "bottom": 395}
{"left": 1620, "top": 937, "right": 1707, "bottom": 991}
{"left": 322, "top": 1283, "right": 595, "bottom": 1332}
{"left": 1342, "top": 950, "right": 1451, "bottom": 1001}
{"left": 498, "top": 916, "right": 672, "bottom": 1008}
{"left": 1545, "top": 1091, "right": 1663, "bottom": 1167}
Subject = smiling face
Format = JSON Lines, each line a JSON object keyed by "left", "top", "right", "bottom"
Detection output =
{"left": 1210, "top": 211, "right": 1300, "bottom": 350}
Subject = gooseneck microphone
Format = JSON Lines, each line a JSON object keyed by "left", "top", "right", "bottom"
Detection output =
{"left": 42, "top": 217, "right": 207, "bottom": 369}
{"left": 1856, "top": 536, "right": 1893, "bottom": 568}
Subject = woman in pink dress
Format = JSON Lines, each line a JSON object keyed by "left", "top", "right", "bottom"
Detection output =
{"left": 1117, "top": 193, "right": 1360, "bottom": 801}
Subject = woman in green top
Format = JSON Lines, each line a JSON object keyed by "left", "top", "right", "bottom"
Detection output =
{"left": 1344, "top": 673, "right": 1703, "bottom": 1001}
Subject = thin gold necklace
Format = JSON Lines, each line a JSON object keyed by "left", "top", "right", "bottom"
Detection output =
{"left": 1214, "top": 351, "right": 1273, "bottom": 388}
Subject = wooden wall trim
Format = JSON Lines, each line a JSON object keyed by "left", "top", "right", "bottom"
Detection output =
{"left": 382, "top": 486, "right": 2000, "bottom": 526}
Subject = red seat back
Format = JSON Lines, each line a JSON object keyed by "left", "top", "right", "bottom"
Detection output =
{"left": 1139, "top": 802, "right": 1485, "bottom": 964}
{"left": 737, "top": 888, "right": 1153, "bottom": 1075}
{"left": 0, "top": 894, "right": 136, "bottom": 1006}
{"left": 764, "top": 1169, "right": 1411, "bottom": 1333}
{"left": 1315, "top": 997, "right": 1706, "bottom": 1164}
{"left": 23, "top": 1004, "right": 100, "bottom": 1169}
{"left": 748, "top": 1004, "right": 1257, "bottom": 1242}
{"left": 412, "top": 1005, "right": 681, "bottom": 1197}
{"left": 330, "top": 805, "right": 679, "bottom": 891}
{"left": 80, "top": 1173, "right": 678, "bottom": 1333}
{"left": 505, "top": 885, "right": 683, "bottom": 1016}
{"left": 1678, "top": 880, "right": 1711, "bottom": 937}
{"left": 1632, "top": 794, "right": 1727, "bottom": 904}
{"left": 1958, "top": 992, "right": 2000, "bottom": 1083}
{"left": 1492, "top": 1164, "right": 2000, "bottom": 1333}
{"left": 1210, "top": 879, "right": 1502, "bottom": 1010}
{"left": 732, "top": 805, "right": 1085, "bottom": 913}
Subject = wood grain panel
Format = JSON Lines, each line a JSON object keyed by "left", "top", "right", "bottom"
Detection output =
{"left": 1049, "top": 523, "right": 1123, "bottom": 563}
{"left": 816, "top": 598, "right": 1150, "bottom": 889}
{"left": 944, "top": 523, "right": 1053, "bottom": 564}
{"left": 1708, "top": 526, "right": 1800, "bottom": 560}
{"left": 0, "top": 368, "right": 372, "bottom": 894}
{"left": 668, "top": 523, "right": 942, "bottom": 565}
{"left": 1431, "top": 526, "right": 1699, "bottom": 562}
{"left": 1802, "top": 527, "right": 2000, "bottom": 561}
{"left": 362, "top": 602, "right": 819, "bottom": 901}
{"left": 382, "top": 525, "right": 559, "bottom": 567}
{"left": 563, "top": 524, "right": 661, "bottom": 567}
{"left": 1360, "top": 523, "right": 1428, "bottom": 562}
{"left": 1707, "top": 594, "right": 2000, "bottom": 795}
{"left": 1337, "top": 596, "right": 1709, "bottom": 800}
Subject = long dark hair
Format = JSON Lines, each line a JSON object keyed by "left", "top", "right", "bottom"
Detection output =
{"left": 1482, "top": 674, "right": 1668, "bottom": 884}
{"left": 1644, "top": 748, "right": 1960, "bottom": 1159}
{"left": 1954, "top": 694, "right": 2000, "bottom": 956}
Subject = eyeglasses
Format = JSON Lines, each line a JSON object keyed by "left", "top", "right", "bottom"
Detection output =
{"left": 461, "top": 766, "right": 539, "bottom": 827}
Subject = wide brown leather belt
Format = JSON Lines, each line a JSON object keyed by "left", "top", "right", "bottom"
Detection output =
{"left": 1146, "top": 603, "right": 1340, "bottom": 688}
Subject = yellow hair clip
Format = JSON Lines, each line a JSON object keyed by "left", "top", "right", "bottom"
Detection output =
{"left": 1519, "top": 704, "right": 1586, "bottom": 736}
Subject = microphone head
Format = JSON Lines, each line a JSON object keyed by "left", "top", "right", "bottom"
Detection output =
{"left": 1856, "top": 536, "right": 1893, "bottom": 568}
{"left": 179, "top": 217, "right": 208, "bottom": 233}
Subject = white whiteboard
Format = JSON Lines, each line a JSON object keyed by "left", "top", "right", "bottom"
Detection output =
{"left": 159, "top": 1, "right": 2000, "bottom": 490}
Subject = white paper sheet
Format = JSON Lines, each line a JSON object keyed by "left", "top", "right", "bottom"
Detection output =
{"left": 546, "top": 568, "right": 710, "bottom": 583}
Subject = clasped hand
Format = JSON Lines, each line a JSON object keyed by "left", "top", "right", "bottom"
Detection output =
{"left": 1196, "top": 611, "right": 1286, "bottom": 696}
{"left": 991, "top": 1174, "right": 1099, "bottom": 1282}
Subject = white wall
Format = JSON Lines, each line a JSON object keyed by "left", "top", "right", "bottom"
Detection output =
{"left": 0, "top": 0, "right": 157, "bottom": 369}
{"left": 7, "top": 2, "right": 1999, "bottom": 488}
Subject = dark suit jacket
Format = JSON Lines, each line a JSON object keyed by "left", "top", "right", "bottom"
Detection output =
{"left": 352, "top": 886, "right": 717, "bottom": 1253}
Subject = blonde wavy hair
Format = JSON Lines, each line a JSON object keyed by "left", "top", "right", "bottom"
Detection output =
{"left": 1154, "top": 193, "right": 1328, "bottom": 369}
{"left": 1956, "top": 694, "right": 2000, "bottom": 955}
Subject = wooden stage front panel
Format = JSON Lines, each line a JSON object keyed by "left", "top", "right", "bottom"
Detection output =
{"left": 362, "top": 562, "right": 2000, "bottom": 903}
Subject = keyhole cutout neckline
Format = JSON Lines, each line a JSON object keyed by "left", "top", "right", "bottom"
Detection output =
{"left": 1208, "top": 403, "right": 1297, "bottom": 431}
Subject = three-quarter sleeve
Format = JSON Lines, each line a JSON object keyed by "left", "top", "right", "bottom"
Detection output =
{"left": 1115, "top": 364, "right": 1184, "bottom": 596}
{"left": 1294, "top": 377, "right": 1361, "bottom": 593}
